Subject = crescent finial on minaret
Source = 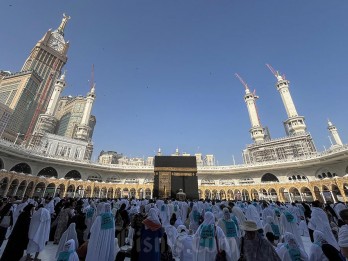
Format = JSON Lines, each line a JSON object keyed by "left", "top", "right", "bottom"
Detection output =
{"left": 57, "top": 13, "right": 71, "bottom": 36}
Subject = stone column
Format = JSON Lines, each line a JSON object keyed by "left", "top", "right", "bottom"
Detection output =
{"left": 42, "top": 185, "right": 47, "bottom": 198}
{"left": 300, "top": 193, "right": 304, "bottom": 202}
{"left": 330, "top": 191, "right": 337, "bottom": 203}
{"left": 23, "top": 183, "right": 31, "bottom": 198}
{"left": 2, "top": 181, "right": 11, "bottom": 197}
{"left": 288, "top": 193, "right": 293, "bottom": 203}
{"left": 29, "top": 184, "right": 36, "bottom": 198}
{"left": 62, "top": 186, "right": 67, "bottom": 198}
{"left": 11, "top": 184, "right": 20, "bottom": 197}
{"left": 320, "top": 191, "right": 326, "bottom": 204}
{"left": 334, "top": 184, "right": 346, "bottom": 202}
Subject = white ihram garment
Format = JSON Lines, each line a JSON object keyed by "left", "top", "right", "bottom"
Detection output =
{"left": 308, "top": 207, "right": 339, "bottom": 250}
{"left": 27, "top": 208, "right": 51, "bottom": 254}
{"left": 56, "top": 223, "right": 79, "bottom": 258}
{"left": 86, "top": 203, "right": 115, "bottom": 261}
{"left": 280, "top": 212, "right": 304, "bottom": 249}
{"left": 192, "top": 212, "right": 232, "bottom": 261}
{"left": 56, "top": 239, "right": 79, "bottom": 261}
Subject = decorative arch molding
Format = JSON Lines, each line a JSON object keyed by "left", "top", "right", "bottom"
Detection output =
{"left": 65, "top": 170, "right": 81, "bottom": 180}
{"left": 106, "top": 175, "right": 122, "bottom": 183}
{"left": 285, "top": 170, "right": 308, "bottom": 181}
{"left": 87, "top": 174, "right": 102, "bottom": 182}
{"left": 219, "top": 179, "right": 235, "bottom": 185}
{"left": 201, "top": 179, "right": 215, "bottom": 185}
{"left": 261, "top": 173, "right": 279, "bottom": 183}
{"left": 38, "top": 167, "right": 58, "bottom": 178}
{"left": 315, "top": 168, "right": 337, "bottom": 180}
{"left": 10, "top": 163, "right": 32, "bottom": 174}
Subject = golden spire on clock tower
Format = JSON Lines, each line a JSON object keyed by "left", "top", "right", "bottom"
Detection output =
{"left": 57, "top": 13, "right": 71, "bottom": 36}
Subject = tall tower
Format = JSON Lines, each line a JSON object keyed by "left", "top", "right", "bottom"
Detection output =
{"left": 75, "top": 84, "right": 96, "bottom": 141}
{"left": 22, "top": 14, "right": 70, "bottom": 109}
{"left": 236, "top": 74, "right": 265, "bottom": 143}
{"left": 266, "top": 64, "right": 307, "bottom": 136}
{"left": 29, "top": 73, "right": 67, "bottom": 147}
{"left": 328, "top": 119, "right": 343, "bottom": 146}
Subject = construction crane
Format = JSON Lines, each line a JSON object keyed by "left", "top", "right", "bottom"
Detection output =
{"left": 90, "top": 64, "right": 94, "bottom": 89}
{"left": 235, "top": 73, "right": 250, "bottom": 90}
{"left": 24, "top": 59, "right": 60, "bottom": 143}
{"left": 266, "top": 64, "right": 286, "bottom": 80}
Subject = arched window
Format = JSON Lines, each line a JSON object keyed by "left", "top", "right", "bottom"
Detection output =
{"left": 65, "top": 170, "right": 81, "bottom": 180}
{"left": 38, "top": 167, "right": 58, "bottom": 178}
{"left": 10, "top": 163, "right": 32, "bottom": 174}
{"left": 87, "top": 175, "right": 102, "bottom": 182}
{"left": 261, "top": 173, "right": 279, "bottom": 183}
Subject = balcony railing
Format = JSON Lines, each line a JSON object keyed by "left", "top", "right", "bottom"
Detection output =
{"left": 1, "top": 138, "right": 348, "bottom": 172}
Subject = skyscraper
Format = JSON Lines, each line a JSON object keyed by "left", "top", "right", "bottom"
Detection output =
{"left": 21, "top": 14, "right": 70, "bottom": 103}
{"left": 21, "top": 14, "right": 70, "bottom": 141}
{"left": 0, "top": 71, "right": 42, "bottom": 141}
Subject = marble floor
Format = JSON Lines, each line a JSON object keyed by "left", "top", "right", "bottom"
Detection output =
{"left": 0, "top": 236, "right": 313, "bottom": 261}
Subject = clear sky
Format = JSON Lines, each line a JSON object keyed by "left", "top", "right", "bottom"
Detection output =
{"left": 0, "top": 1, "right": 347, "bottom": 165}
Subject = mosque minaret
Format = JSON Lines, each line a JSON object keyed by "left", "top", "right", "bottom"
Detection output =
{"left": 268, "top": 65, "right": 307, "bottom": 136}
{"left": 29, "top": 73, "right": 67, "bottom": 146}
{"left": 75, "top": 83, "right": 96, "bottom": 141}
{"left": 328, "top": 119, "right": 343, "bottom": 146}
{"left": 45, "top": 72, "right": 67, "bottom": 116}
{"left": 236, "top": 74, "right": 265, "bottom": 143}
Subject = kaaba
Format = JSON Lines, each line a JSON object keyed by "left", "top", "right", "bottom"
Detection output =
{"left": 153, "top": 156, "right": 199, "bottom": 200}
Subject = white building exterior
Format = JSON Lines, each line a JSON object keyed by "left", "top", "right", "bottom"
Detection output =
{"left": 40, "top": 133, "right": 90, "bottom": 161}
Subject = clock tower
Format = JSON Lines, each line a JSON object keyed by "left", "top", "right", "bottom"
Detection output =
{"left": 22, "top": 14, "right": 70, "bottom": 110}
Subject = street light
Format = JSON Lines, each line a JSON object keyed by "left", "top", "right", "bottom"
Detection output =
{"left": 14, "top": 132, "right": 24, "bottom": 145}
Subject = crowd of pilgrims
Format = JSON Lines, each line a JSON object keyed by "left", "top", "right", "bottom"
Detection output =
{"left": 0, "top": 195, "right": 347, "bottom": 261}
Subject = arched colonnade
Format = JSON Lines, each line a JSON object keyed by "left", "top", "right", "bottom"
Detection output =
{"left": 0, "top": 171, "right": 153, "bottom": 199}
{"left": 1, "top": 171, "right": 348, "bottom": 203}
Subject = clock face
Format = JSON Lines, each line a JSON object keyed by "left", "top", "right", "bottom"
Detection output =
{"left": 48, "top": 37, "right": 64, "bottom": 53}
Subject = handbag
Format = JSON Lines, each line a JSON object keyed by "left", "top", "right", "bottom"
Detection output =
{"left": 0, "top": 214, "right": 11, "bottom": 228}
{"left": 215, "top": 226, "right": 227, "bottom": 261}
{"left": 238, "top": 237, "right": 246, "bottom": 261}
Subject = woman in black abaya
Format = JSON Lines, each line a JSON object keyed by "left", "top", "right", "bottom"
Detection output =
{"left": 0, "top": 204, "right": 34, "bottom": 261}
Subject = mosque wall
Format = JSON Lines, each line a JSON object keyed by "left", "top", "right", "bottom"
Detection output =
{"left": 0, "top": 146, "right": 347, "bottom": 203}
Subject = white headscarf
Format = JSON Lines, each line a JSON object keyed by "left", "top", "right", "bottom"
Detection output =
{"left": 86, "top": 203, "right": 115, "bottom": 261}
{"left": 313, "top": 230, "right": 327, "bottom": 246}
{"left": 202, "top": 211, "right": 215, "bottom": 226}
{"left": 56, "top": 223, "right": 79, "bottom": 258}
{"left": 283, "top": 232, "right": 300, "bottom": 249}
{"left": 147, "top": 208, "right": 160, "bottom": 225}
{"left": 222, "top": 208, "right": 231, "bottom": 221}
{"left": 57, "top": 239, "right": 79, "bottom": 261}
{"left": 177, "top": 224, "right": 188, "bottom": 234}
